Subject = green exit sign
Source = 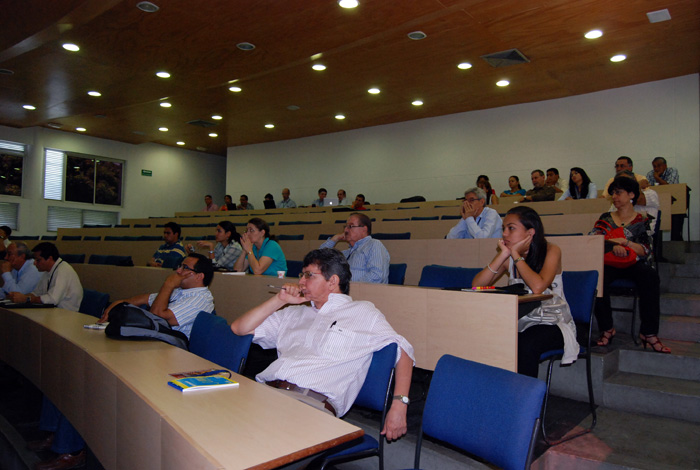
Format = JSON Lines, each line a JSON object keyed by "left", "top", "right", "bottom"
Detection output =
{"left": 141, "top": 169, "right": 152, "bottom": 177}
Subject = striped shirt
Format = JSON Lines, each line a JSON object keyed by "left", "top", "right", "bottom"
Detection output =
{"left": 320, "top": 236, "right": 390, "bottom": 283}
{"left": 254, "top": 293, "right": 414, "bottom": 417}
{"left": 148, "top": 287, "right": 214, "bottom": 338}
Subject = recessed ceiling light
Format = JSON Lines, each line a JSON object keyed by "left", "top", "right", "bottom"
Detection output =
{"left": 407, "top": 31, "right": 427, "bottom": 40}
{"left": 312, "top": 64, "right": 327, "bottom": 71}
{"left": 368, "top": 88, "right": 380, "bottom": 94}
{"left": 76, "top": 127, "right": 86, "bottom": 132}
{"left": 647, "top": 9, "right": 671, "bottom": 23}
{"left": 196, "top": 146, "right": 206, "bottom": 151}
{"left": 412, "top": 100, "right": 423, "bottom": 106}
{"left": 584, "top": 29, "right": 603, "bottom": 39}
{"left": 265, "top": 124, "right": 275, "bottom": 129}
{"left": 22, "top": 104, "right": 36, "bottom": 110}
{"left": 62, "top": 43, "right": 79, "bottom": 52}
{"left": 0, "top": 69, "right": 15, "bottom": 75}
{"left": 87, "top": 91, "right": 101, "bottom": 97}
{"left": 156, "top": 71, "right": 170, "bottom": 78}
{"left": 457, "top": 62, "right": 473, "bottom": 70}
{"left": 229, "top": 86, "right": 242, "bottom": 93}
{"left": 338, "top": 0, "right": 359, "bottom": 8}
{"left": 335, "top": 114, "right": 346, "bottom": 120}
{"left": 211, "top": 115, "right": 223, "bottom": 120}
{"left": 47, "top": 122, "right": 63, "bottom": 129}
{"left": 237, "top": 42, "right": 256, "bottom": 51}
{"left": 496, "top": 80, "right": 510, "bottom": 87}
{"left": 610, "top": 54, "right": 626, "bottom": 62}
{"left": 159, "top": 102, "right": 171, "bottom": 108}
{"left": 209, "top": 133, "right": 218, "bottom": 137}
{"left": 158, "top": 127, "right": 168, "bottom": 132}
{"left": 176, "top": 141, "right": 185, "bottom": 146}
{"left": 287, "top": 105, "right": 300, "bottom": 111}
{"left": 136, "top": 1, "right": 159, "bottom": 12}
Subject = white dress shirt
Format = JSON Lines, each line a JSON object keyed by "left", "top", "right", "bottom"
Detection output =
{"left": 32, "top": 258, "right": 83, "bottom": 312}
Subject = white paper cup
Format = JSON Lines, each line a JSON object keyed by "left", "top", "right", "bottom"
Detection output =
{"left": 277, "top": 271, "right": 286, "bottom": 278}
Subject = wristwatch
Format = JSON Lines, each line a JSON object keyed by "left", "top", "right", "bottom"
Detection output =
{"left": 393, "top": 394, "right": 410, "bottom": 405}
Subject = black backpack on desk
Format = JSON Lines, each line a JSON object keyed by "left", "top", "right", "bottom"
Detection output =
{"left": 105, "top": 302, "right": 189, "bottom": 350}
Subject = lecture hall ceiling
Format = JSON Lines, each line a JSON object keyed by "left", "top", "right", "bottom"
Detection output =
{"left": 1, "top": 0, "right": 698, "bottom": 156}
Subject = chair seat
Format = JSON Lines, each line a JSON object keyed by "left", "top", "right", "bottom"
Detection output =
{"left": 539, "top": 345, "right": 586, "bottom": 361}
{"left": 320, "top": 435, "right": 378, "bottom": 459}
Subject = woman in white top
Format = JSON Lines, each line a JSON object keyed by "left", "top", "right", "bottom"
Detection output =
{"left": 472, "top": 206, "right": 578, "bottom": 377}
{"left": 559, "top": 167, "right": 597, "bottom": 200}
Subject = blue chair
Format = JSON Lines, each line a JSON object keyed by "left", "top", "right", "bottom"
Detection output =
{"left": 382, "top": 218, "right": 410, "bottom": 222}
{"left": 440, "top": 215, "right": 461, "bottom": 220}
{"left": 418, "top": 265, "right": 481, "bottom": 289}
{"left": 61, "top": 235, "right": 81, "bottom": 241}
{"left": 278, "top": 220, "right": 322, "bottom": 225}
{"left": 285, "top": 260, "right": 304, "bottom": 278}
{"left": 318, "top": 234, "right": 336, "bottom": 240}
{"left": 189, "top": 312, "right": 253, "bottom": 374}
{"left": 309, "top": 343, "right": 398, "bottom": 470}
{"left": 410, "top": 216, "right": 438, "bottom": 221}
{"left": 538, "top": 270, "right": 598, "bottom": 445}
{"left": 41, "top": 235, "right": 58, "bottom": 240}
{"left": 83, "top": 235, "right": 102, "bottom": 241}
{"left": 277, "top": 234, "right": 304, "bottom": 240}
{"left": 79, "top": 289, "right": 110, "bottom": 319}
{"left": 372, "top": 232, "right": 411, "bottom": 240}
{"left": 388, "top": 263, "right": 407, "bottom": 285}
{"left": 88, "top": 254, "right": 109, "bottom": 265}
{"left": 61, "top": 253, "right": 85, "bottom": 264}
{"left": 413, "top": 355, "right": 546, "bottom": 470}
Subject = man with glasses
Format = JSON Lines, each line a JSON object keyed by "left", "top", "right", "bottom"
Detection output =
{"left": 147, "top": 221, "right": 186, "bottom": 268}
{"left": 446, "top": 187, "right": 502, "bottom": 239}
{"left": 602, "top": 156, "right": 647, "bottom": 198}
{"left": 521, "top": 169, "right": 556, "bottom": 202}
{"left": 100, "top": 253, "right": 214, "bottom": 338}
{"left": 0, "top": 241, "right": 41, "bottom": 300}
{"left": 320, "top": 212, "right": 390, "bottom": 283}
{"left": 232, "top": 248, "right": 414, "bottom": 441}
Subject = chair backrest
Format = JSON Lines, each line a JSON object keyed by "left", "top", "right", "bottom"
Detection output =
{"left": 418, "top": 265, "right": 481, "bottom": 289}
{"left": 79, "top": 289, "right": 110, "bottom": 319}
{"left": 285, "top": 260, "right": 304, "bottom": 278}
{"left": 353, "top": 343, "right": 397, "bottom": 411}
{"left": 61, "top": 253, "right": 86, "bottom": 264}
{"left": 88, "top": 254, "right": 109, "bottom": 265}
{"left": 561, "top": 270, "right": 598, "bottom": 324}
{"left": 371, "top": 232, "right": 411, "bottom": 240}
{"left": 419, "top": 355, "right": 546, "bottom": 470}
{"left": 189, "top": 312, "right": 253, "bottom": 374}
{"left": 388, "top": 263, "right": 407, "bottom": 285}
{"left": 277, "top": 234, "right": 304, "bottom": 240}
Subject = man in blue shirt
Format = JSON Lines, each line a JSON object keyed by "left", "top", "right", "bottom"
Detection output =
{"left": 646, "top": 157, "right": 679, "bottom": 186}
{"left": 320, "top": 213, "right": 390, "bottom": 283}
{"left": 148, "top": 221, "right": 186, "bottom": 269}
{"left": 446, "top": 187, "right": 503, "bottom": 239}
{"left": 0, "top": 241, "right": 42, "bottom": 299}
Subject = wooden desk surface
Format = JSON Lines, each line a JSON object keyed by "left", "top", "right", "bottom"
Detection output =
{"left": 0, "top": 307, "right": 363, "bottom": 470}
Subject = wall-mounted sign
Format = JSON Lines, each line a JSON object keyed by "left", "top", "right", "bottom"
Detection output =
{"left": 141, "top": 169, "right": 152, "bottom": 177}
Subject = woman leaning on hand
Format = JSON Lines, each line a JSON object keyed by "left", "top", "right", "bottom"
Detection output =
{"left": 472, "top": 205, "right": 579, "bottom": 377}
{"left": 186, "top": 221, "right": 242, "bottom": 271}
{"left": 590, "top": 175, "right": 669, "bottom": 353}
{"left": 233, "top": 217, "right": 287, "bottom": 276}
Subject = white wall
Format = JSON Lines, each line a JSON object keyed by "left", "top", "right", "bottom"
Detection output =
{"left": 0, "top": 126, "right": 226, "bottom": 236}
{"left": 227, "top": 74, "right": 700, "bottom": 239}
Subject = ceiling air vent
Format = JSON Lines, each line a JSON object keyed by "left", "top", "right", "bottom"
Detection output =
{"left": 481, "top": 48, "right": 530, "bottom": 68}
{"left": 187, "top": 119, "right": 217, "bottom": 128}
{"left": 46, "top": 122, "right": 63, "bottom": 129}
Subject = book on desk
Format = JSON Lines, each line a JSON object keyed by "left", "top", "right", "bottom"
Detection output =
{"left": 168, "top": 369, "right": 239, "bottom": 392}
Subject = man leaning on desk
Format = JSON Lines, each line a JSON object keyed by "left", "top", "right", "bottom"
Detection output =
{"left": 231, "top": 248, "right": 415, "bottom": 440}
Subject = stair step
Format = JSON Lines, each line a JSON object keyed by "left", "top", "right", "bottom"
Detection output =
{"left": 671, "top": 263, "right": 700, "bottom": 277}
{"left": 658, "top": 316, "right": 700, "bottom": 342}
{"left": 664, "top": 277, "right": 700, "bottom": 294}
{"left": 683, "top": 253, "right": 700, "bottom": 265}
{"left": 618, "top": 346, "right": 700, "bottom": 381}
{"left": 603, "top": 371, "right": 700, "bottom": 423}
{"left": 659, "top": 293, "right": 700, "bottom": 317}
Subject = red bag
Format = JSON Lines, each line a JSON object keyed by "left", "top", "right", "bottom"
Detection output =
{"left": 593, "top": 220, "right": 637, "bottom": 269}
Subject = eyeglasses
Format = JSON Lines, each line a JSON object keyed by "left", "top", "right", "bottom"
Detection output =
{"left": 344, "top": 224, "right": 362, "bottom": 230}
{"left": 298, "top": 271, "right": 323, "bottom": 279}
{"left": 464, "top": 198, "right": 479, "bottom": 203}
{"left": 245, "top": 228, "right": 258, "bottom": 233}
{"left": 177, "top": 263, "right": 199, "bottom": 273}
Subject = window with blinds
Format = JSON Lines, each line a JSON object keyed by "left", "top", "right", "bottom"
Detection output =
{"left": 0, "top": 202, "right": 19, "bottom": 230}
{"left": 0, "top": 140, "right": 26, "bottom": 197}
{"left": 47, "top": 206, "right": 118, "bottom": 232}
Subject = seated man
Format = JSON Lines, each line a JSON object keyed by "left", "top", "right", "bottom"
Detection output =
{"left": 337, "top": 189, "right": 348, "bottom": 206}
{"left": 320, "top": 213, "right": 390, "bottom": 283}
{"left": 351, "top": 193, "right": 368, "bottom": 210}
{"left": 237, "top": 194, "right": 255, "bottom": 210}
{"left": 148, "top": 221, "right": 186, "bottom": 269}
{"left": 602, "top": 156, "right": 647, "bottom": 197}
{"left": 278, "top": 188, "right": 297, "bottom": 208}
{"left": 521, "top": 169, "right": 556, "bottom": 202}
{"left": 0, "top": 242, "right": 41, "bottom": 300}
{"left": 311, "top": 187, "right": 328, "bottom": 207}
{"left": 446, "top": 187, "right": 502, "bottom": 239}
{"left": 100, "top": 253, "right": 215, "bottom": 338}
{"left": 646, "top": 156, "right": 679, "bottom": 186}
{"left": 231, "top": 248, "right": 414, "bottom": 441}
{"left": 546, "top": 167, "right": 568, "bottom": 194}
{"left": 202, "top": 194, "right": 219, "bottom": 211}
{"left": 8, "top": 242, "right": 83, "bottom": 311}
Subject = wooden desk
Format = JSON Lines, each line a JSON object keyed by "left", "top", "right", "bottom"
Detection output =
{"left": 0, "top": 307, "right": 362, "bottom": 470}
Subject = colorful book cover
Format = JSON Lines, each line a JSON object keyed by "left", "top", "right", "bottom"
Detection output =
{"left": 168, "top": 374, "right": 239, "bottom": 393}
{"left": 169, "top": 368, "right": 229, "bottom": 379}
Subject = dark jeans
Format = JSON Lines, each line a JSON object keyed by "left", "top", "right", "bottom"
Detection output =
{"left": 518, "top": 325, "right": 564, "bottom": 378}
{"left": 595, "top": 262, "right": 660, "bottom": 336}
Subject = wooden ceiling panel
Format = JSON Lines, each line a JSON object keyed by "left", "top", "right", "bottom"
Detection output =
{"left": 0, "top": 0, "right": 698, "bottom": 155}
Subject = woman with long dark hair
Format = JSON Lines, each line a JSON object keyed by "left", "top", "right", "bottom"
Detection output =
{"left": 559, "top": 167, "right": 598, "bottom": 200}
{"left": 186, "top": 221, "right": 242, "bottom": 271}
{"left": 233, "top": 218, "right": 287, "bottom": 276}
{"left": 476, "top": 175, "right": 499, "bottom": 205}
{"left": 500, "top": 175, "right": 526, "bottom": 197}
{"left": 472, "top": 206, "right": 578, "bottom": 377}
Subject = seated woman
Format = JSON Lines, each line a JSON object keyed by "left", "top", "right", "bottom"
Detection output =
{"left": 476, "top": 175, "right": 499, "bottom": 205}
{"left": 500, "top": 175, "right": 526, "bottom": 197}
{"left": 559, "top": 167, "right": 598, "bottom": 200}
{"left": 233, "top": 218, "right": 287, "bottom": 276}
{"left": 590, "top": 176, "right": 669, "bottom": 352}
{"left": 219, "top": 195, "right": 237, "bottom": 211}
{"left": 186, "top": 221, "right": 242, "bottom": 271}
{"left": 472, "top": 206, "right": 578, "bottom": 377}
